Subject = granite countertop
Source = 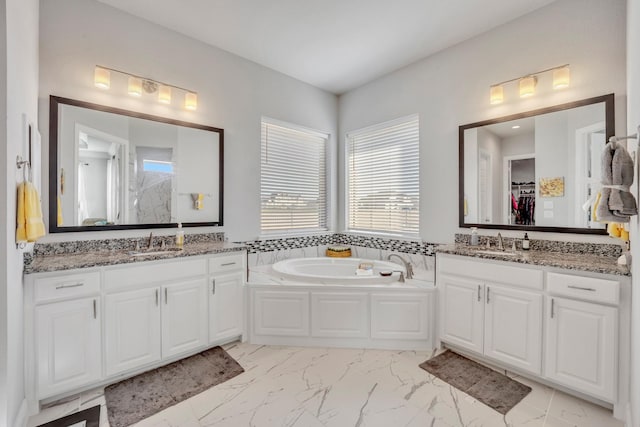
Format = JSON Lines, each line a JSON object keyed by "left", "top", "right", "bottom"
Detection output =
{"left": 436, "top": 244, "right": 630, "bottom": 276}
{"left": 24, "top": 241, "right": 247, "bottom": 274}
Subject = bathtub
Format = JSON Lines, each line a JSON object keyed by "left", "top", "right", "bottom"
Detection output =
{"left": 248, "top": 257, "right": 436, "bottom": 351}
{"left": 272, "top": 257, "right": 405, "bottom": 284}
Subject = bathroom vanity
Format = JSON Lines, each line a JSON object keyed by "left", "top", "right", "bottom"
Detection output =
{"left": 436, "top": 247, "right": 631, "bottom": 419}
{"left": 23, "top": 246, "right": 246, "bottom": 410}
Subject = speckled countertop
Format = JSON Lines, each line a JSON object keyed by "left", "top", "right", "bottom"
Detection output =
{"left": 436, "top": 244, "right": 630, "bottom": 276}
{"left": 24, "top": 241, "right": 246, "bottom": 274}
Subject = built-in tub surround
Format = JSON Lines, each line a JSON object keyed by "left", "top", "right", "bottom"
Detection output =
{"left": 241, "top": 233, "right": 439, "bottom": 273}
{"left": 248, "top": 261, "right": 435, "bottom": 351}
{"left": 23, "top": 232, "right": 244, "bottom": 273}
{"left": 442, "top": 233, "right": 629, "bottom": 276}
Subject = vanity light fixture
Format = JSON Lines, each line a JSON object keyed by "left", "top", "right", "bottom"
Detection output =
{"left": 158, "top": 85, "right": 172, "bottom": 104}
{"left": 489, "top": 85, "right": 504, "bottom": 105}
{"left": 488, "top": 64, "right": 570, "bottom": 104}
{"left": 93, "top": 65, "right": 198, "bottom": 111}
{"left": 553, "top": 65, "right": 571, "bottom": 89}
{"left": 519, "top": 76, "right": 537, "bottom": 98}
{"left": 94, "top": 67, "right": 110, "bottom": 89}
{"left": 184, "top": 92, "right": 198, "bottom": 110}
{"left": 128, "top": 76, "right": 142, "bottom": 97}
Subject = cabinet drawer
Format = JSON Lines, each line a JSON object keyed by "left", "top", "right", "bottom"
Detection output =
{"left": 209, "top": 254, "right": 244, "bottom": 274}
{"left": 104, "top": 258, "right": 207, "bottom": 291}
{"left": 547, "top": 273, "right": 619, "bottom": 305}
{"left": 34, "top": 271, "right": 101, "bottom": 303}
{"left": 438, "top": 255, "right": 543, "bottom": 290}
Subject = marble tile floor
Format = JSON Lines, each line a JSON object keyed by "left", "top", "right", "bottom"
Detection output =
{"left": 28, "top": 342, "right": 622, "bottom": 427}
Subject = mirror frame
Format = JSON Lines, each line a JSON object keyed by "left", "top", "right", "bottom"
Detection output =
{"left": 49, "top": 95, "right": 224, "bottom": 232}
{"left": 458, "top": 93, "right": 614, "bottom": 235}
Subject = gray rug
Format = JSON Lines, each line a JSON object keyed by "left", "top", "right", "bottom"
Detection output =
{"left": 104, "top": 346, "right": 244, "bottom": 427}
{"left": 419, "top": 350, "right": 531, "bottom": 414}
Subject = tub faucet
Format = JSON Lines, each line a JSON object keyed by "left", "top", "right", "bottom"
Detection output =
{"left": 497, "top": 233, "right": 504, "bottom": 251}
{"left": 386, "top": 254, "right": 414, "bottom": 279}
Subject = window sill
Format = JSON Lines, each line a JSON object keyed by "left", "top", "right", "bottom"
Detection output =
{"left": 340, "top": 230, "right": 423, "bottom": 242}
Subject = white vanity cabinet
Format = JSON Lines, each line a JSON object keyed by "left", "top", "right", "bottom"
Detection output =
{"left": 25, "top": 250, "right": 246, "bottom": 406}
{"left": 438, "top": 256, "right": 544, "bottom": 374}
{"left": 27, "top": 270, "right": 103, "bottom": 399}
{"left": 35, "top": 296, "right": 102, "bottom": 399}
{"left": 544, "top": 273, "right": 620, "bottom": 402}
{"left": 437, "top": 253, "right": 629, "bottom": 411}
{"left": 208, "top": 254, "right": 245, "bottom": 343}
{"left": 104, "top": 287, "right": 161, "bottom": 377}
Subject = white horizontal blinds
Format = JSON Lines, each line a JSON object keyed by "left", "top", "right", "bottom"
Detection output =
{"left": 261, "top": 120, "right": 328, "bottom": 233}
{"left": 348, "top": 115, "right": 419, "bottom": 236}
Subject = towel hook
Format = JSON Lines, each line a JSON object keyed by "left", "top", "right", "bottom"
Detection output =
{"left": 16, "top": 155, "right": 31, "bottom": 183}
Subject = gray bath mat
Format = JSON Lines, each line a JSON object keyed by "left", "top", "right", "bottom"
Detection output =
{"left": 419, "top": 350, "right": 531, "bottom": 414}
{"left": 104, "top": 346, "right": 244, "bottom": 427}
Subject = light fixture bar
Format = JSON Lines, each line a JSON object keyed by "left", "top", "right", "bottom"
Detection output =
{"left": 95, "top": 65, "right": 196, "bottom": 95}
{"left": 491, "top": 64, "right": 569, "bottom": 87}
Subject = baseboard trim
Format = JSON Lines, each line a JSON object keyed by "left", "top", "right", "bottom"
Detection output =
{"left": 13, "top": 399, "right": 28, "bottom": 427}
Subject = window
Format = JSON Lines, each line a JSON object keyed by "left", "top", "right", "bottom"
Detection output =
{"left": 347, "top": 115, "right": 419, "bottom": 237}
{"left": 261, "top": 118, "right": 328, "bottom": 234}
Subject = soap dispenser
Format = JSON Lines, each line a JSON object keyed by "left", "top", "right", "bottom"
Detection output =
{"left": 470, "top": 227, "right": 479, "bottom": 246}
{"left": 522, "top": 233, "right": 530, "bottom": 251}
{"left": 176, "top": 223, "right": 185, "bottom": 249}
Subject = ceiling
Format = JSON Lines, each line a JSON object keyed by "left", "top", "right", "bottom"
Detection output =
{"left": 98, "top": 0, "right": 556, "bottom": 94}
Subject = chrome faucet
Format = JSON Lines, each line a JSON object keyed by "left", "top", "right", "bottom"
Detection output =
{"left": 386, "top": 254, "right": 414, "bottom": 279}
{"left": 497, "top": 232, "right": 505, "bottom": 251}
{"left": 147, "top": 232, "right": 154, "bottom": 250}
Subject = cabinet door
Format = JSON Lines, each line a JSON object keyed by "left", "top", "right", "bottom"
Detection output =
{"left": 162, "top": 279, "right": 208, "bottom": 358}
{"left": 36, "top": 297, "right": 101, "bottom": 398}
{"left": 371, "top": 293, "right": 431, "bottom": 340}
{"left": 253, "top": 290, "right": 309, "bottom": 336}
{"left": 544, "top": 296, "right": 618, "bottom": 402}
{"left": 311, "top": 292, "right": 368, "bottom": 338}
{"left": 484, "top": 284, "right": 542, "bottom": 374}
{"left": 209, "top": 272, "right": 243, "bottom": 343}
{"left": 439, "top": 274, "right": 484, "bottom": 354}
{"left": 105, "top": 287, "right": 161, "bottom": 377}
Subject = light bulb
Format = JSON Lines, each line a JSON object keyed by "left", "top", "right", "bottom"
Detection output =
{"left": 519, "top": 76, "right": 536, "bottom": 98}
{"left": 553, "top": 66, "right": 570, "bottom": 89}
{"left": 184, "top": 92, "right": 198, "bottom": 110}
{"left": 158, "top": 85, "right": 171, "bottom": 104}
{"left": 490, "top": 85, "right": 504, "bottom": 105}
{"left": 94, "top": 67, "right": 110, "bottom": 89}
{"left": 128, "top": 76, "right": 142, "bottom": 97}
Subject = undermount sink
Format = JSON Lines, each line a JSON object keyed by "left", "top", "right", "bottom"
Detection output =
{"left": 475, "top": 250, "right": 519, "bottom": 257}
{"left": 129, "top": 247, "right": 184, "bottom": 257}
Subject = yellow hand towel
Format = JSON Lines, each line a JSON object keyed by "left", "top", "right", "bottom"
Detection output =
{"left": 607, "top": 222, "right": 622, "bottom": 238}
{"left": 197, "top": 193, "right": 204, "bottom": 210}
{"left": 16, "top": 181, "right": 46, "bottom": 242}
{"left": 57, "top": 196, "right": 63, "bottom": 226}
{"left": 592, "top": 191, "right": 602, "bottom": 222}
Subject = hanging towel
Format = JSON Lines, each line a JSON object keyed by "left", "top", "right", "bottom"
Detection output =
{"left": 596, "top": 143, "right": 619, "bottom": 222}
{"left": 57, "top": 196, "right": 63, "bottom": 226}
{"left": 16, "top": 181, "right": 46, "bottom": 242}
{"left": 608, "top": 142, "right": 637, "bottom": 217}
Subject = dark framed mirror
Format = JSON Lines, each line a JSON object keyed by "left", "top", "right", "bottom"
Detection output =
{"left": 459, "top": 93, "right": 614, "bottom": 234}
{"left": 49, "top": 96, "right": 224, "bottom": 232}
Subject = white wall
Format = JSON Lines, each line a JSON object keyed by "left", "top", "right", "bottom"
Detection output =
{"left": 38, "top": 0, "right": 338, "bottom": 242}
{"left": 627, "top": 0, "right": 640, "bottom": 424}
{"left": 0, "top": 0, "right": 39, "bottom": 425}
{"left": 338, "top": 0, "right": 627, "bottom": 243}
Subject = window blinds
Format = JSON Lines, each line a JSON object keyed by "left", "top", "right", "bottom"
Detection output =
{"left": 347, "top": 115, "right": 419, "bottom": 236}
{"left": 261, "top": 119, "right": 328, "bottom": 233}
